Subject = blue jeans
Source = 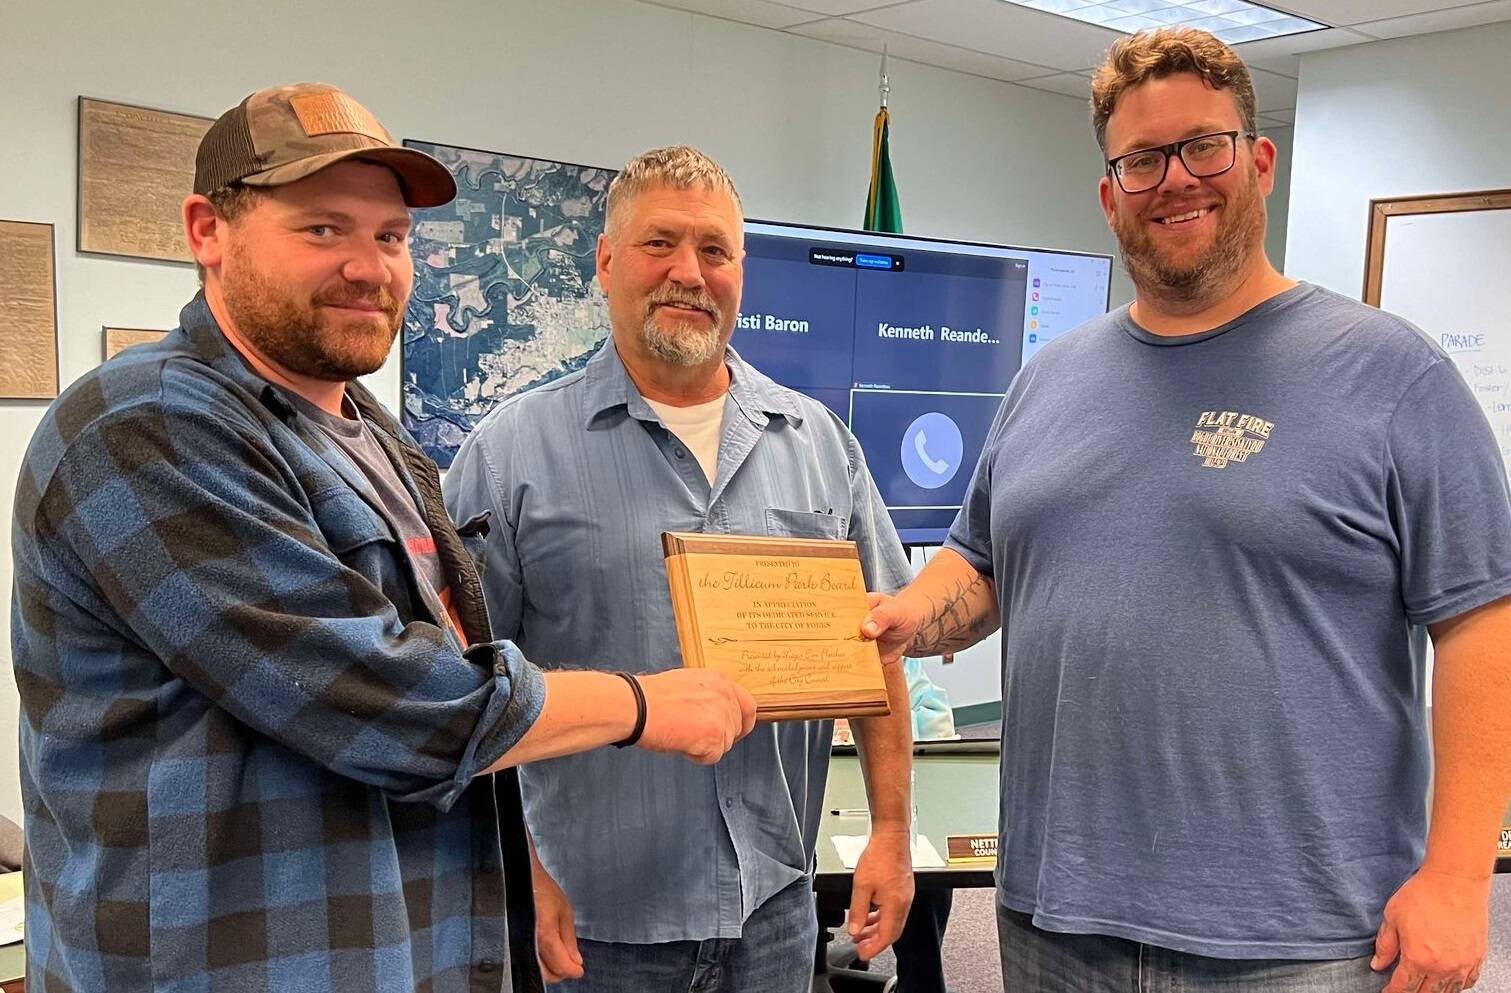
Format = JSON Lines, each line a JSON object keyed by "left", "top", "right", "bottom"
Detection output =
{"left": 998, "top": 904, "right": 1385, "bottom": 993}
{"left": 558, "top": 877, "right": 818, "bottom": 993}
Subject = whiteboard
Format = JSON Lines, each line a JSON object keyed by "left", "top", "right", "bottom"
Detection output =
{"left": 1378, "top": 208, "right": 1511, "bottom": 479}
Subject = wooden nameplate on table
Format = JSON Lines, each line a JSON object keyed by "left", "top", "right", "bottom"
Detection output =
{"left": 662, "top": 531, "right": 891, "bottom": 721}
{"left": 946, "top": 834, "right": 998, "bottom": 865}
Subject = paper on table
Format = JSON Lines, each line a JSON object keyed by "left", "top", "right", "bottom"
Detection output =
{"left": 0, "top": 896, "right": 22, "bottom": 946}
{"left": 0, "top": 871, "right": 21, "bottom": 946}
{"left": 831, "top": 834, "right": 946, "bottom": 870}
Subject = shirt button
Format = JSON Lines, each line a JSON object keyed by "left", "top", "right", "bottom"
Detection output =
{"left": 724, "top": 798, "right": 735, "bottom": 808}
{"left": 675, "top": 447, "right": 686, "bottom": 458}
{"left": 478, "top": 959, "right": 498, "bottom": 973}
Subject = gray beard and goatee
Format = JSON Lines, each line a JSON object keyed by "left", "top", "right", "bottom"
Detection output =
{"left": 1114, "top": 166, "right": 1268, "bottom": 308}
{"left": 640, "top": 288, "right": 727, "bottom": 367}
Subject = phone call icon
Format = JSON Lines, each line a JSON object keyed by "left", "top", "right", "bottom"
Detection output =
{"left": 901, "top": 412, "right": 964, "bottom": 489}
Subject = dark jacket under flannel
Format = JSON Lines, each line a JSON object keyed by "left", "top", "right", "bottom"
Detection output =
{"left": 11, "top": 294, "right": 546, "bottom": 993}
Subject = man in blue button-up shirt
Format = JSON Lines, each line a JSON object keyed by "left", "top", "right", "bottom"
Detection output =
{"left": 445, "top": 146, "right": 916, "bottom": 992}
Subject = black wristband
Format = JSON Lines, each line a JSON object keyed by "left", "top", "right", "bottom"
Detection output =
{"left": 611, "top": 671, "right": 647, "bottom": 749}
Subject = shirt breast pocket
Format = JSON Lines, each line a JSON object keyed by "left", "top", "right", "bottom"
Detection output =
{"left": 454, "top": 510, "right": 491, "bottom": 575}
{"left": 312, "top": 488, "right": 398, "bottom": 572}
{"left": 764, "top": 508, "right": 846, "bottom": 541}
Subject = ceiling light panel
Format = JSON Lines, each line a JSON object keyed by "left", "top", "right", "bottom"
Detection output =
{"left": 1008, "top": 0, "right": 1328, "bottom": 43}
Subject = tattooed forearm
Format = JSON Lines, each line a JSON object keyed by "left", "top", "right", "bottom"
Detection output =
{"left": 909, "top": 572, "right": 999, "bottom": 656}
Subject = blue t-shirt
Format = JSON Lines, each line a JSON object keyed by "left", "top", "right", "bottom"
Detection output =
{"left": 947, "top": 283, "right": 1511, "bottom": 959}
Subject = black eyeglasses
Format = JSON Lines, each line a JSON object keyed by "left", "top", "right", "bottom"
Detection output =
{"left": 1106, "top": 130, "right": 1258, "bottom": 194}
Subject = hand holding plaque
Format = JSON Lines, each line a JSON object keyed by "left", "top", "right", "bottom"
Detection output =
{"left": 662, "top": 531, "right": 892, "bottom": 720}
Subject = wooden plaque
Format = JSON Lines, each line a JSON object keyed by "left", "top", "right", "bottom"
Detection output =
{"left": 662, "top": 531, "right": 890, "bottom": 721}
{"left": 0, "top": 220, "right": 60, "bottom": 398}
{"left": 103, "top": 327, "right": 169, "bottom": 360}
{"left": 78, "top": 97, "right": 213, "bottom": 263}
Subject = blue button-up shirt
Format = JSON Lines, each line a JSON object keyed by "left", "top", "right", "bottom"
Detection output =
{"left": 444, "top": 342, "right": 910, "bottom": 943}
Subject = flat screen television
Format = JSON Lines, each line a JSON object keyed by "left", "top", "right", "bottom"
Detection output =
{"left": 735, "top": 220, "right": 1113, "bottom": 545}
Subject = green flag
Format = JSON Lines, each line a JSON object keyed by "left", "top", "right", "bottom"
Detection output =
{"left": 863, "top": 106, "right": 903, "bottom": 233}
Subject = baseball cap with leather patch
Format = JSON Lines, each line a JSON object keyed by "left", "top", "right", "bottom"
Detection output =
{"left": 194, "top": 82, "right": 455, "bottom": 207}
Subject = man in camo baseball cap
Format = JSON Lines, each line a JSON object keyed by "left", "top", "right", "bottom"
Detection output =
{"left": 194, "top": 81, "right": 454, "bottom": 206}
{"left": 14, "top": 74, "right": 761, "bottom": 993}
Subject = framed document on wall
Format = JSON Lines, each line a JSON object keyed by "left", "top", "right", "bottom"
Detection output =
{"left": 0, "top": 219, "right": 60, "bottom": 399}
{"left": 103, "top": 327, "right": 169, "bottom": 360}
{"left": 78, "top": 97, "right": 212, "bottom": 263}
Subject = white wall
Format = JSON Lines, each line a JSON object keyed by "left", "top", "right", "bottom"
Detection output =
{"left": 1285, "top": 20, "right": 1511, "bottom": 296}
{"left": 0, "top": 0, "right": 1125, "bottom": 821}
{"left": 1265, "top": 126, "right": 1293, "bottom": 271}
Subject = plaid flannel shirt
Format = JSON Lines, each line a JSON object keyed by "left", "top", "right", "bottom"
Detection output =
{"left": 11, "top": 293, "right": 546, "bottom": 993}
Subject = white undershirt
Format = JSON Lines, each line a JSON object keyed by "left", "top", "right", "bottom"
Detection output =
{"left": 644, "top": 394, "right": 727, "bottom": 485}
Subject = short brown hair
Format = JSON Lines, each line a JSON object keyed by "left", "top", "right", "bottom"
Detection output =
{"left": 604, "top": 146, "right": 742, "bottom": 239}
{"left": 196, "top": 184, "right": 265, "bottom": 282}
{"left": 1090, "top": 28, "right": 1258, "bottom": 153}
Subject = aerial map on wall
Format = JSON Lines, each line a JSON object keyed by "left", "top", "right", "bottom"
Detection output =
{"left": 401, "top": 140, "right": 615, "bottom": 466}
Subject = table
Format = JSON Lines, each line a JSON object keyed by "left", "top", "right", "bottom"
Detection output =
{"left": 817, "top": 739, "right": 1001, "bottom": 894}
{"left": 814, "top": 740, "right": 1000, "bottom": 992}
{"left": 0, "top": 943, "right": 20, "bottom": 993}
{"left": 0, "top": 871, "right": 20, "bottom": 992}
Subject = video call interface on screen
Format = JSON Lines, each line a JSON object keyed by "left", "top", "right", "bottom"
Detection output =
{"left": 735, "top": 221, "right": 1114, "bottom": 544}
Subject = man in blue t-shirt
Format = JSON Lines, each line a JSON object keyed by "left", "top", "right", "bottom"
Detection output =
{"left": 864, "top": 26, "right": 1511, "bottom": 993}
